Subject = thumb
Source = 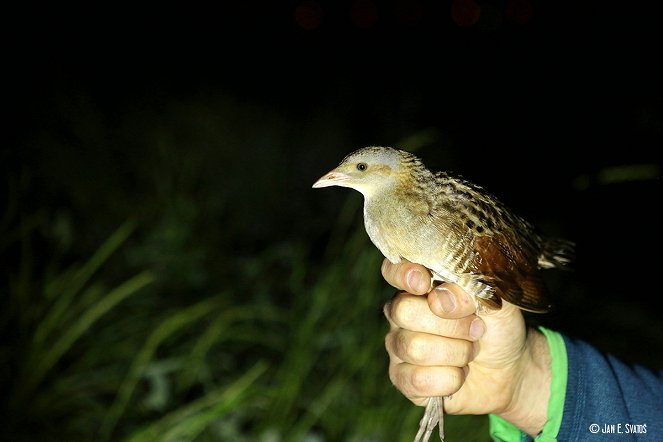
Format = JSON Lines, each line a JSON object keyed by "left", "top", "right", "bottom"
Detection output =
{"left": 474, "top": 301, "right": 527, "bottom": 367}
{"left": 427, "top": 283, "right": 479, "bottom": 319}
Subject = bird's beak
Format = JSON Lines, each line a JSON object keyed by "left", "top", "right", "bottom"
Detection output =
{"left": 312, "top": 169, "right": 351, "bottom": 188}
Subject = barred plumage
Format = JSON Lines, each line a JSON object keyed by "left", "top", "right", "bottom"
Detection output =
{"left": 313, "top": 146, "right": 574, "bottom": 442}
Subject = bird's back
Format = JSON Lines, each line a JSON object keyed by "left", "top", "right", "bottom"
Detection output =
{"left": 363, "top": 166, "right": 568, "bottom": 313}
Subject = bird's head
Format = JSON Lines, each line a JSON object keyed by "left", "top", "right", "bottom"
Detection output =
{"left": 312, "top": 146, "right": 421, "bottom": 198}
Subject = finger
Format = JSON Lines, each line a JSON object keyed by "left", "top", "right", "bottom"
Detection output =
{"left": 381, "top": 258, "right": 431, "bottom": 295}
{"left": 385, "top": 329, "right": 474, "bottom": 367}
{"left": 428, "top": 283, "right": 478, "bottom": 320}
{"left": 389, "top": 362, "right": 465, "bottom": 399}
{"left": 383, "top": 298, "right": 398, "bottom": 331}
{"left": 388, "top": 292, "right": 477, "bottom": 340}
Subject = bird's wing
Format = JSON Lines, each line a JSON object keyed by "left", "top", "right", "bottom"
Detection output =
{"left": 472, "top": 233, "right": 552, "bottom": 313}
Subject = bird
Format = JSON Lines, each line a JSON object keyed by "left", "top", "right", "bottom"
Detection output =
{"left": 312, "top": 146, "right": 574, "bottom": 442}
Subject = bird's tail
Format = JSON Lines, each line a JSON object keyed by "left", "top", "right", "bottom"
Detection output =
{"left": 538, "top": 237, "right": 575, "bottom": 269}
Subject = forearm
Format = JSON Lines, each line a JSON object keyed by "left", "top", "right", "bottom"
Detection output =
{"left": 491, "top": 329, "right": 663, "bottom": 441}
{"left": 558, "top": 335, "right": 663, "bottom": 441}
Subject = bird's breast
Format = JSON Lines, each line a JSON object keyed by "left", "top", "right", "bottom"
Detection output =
{"left": 363, "top": 199, "right": 475, "bottom": 276}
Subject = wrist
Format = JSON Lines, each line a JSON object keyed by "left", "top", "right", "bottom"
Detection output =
{"left": 498, "top": 328, "right": 552, "bottom": 437}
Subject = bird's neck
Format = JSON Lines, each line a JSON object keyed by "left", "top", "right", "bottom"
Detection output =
{"left": 402, "top": 163, "right": 434, "bottom": 187}
{"left": 364, "top": 168, "right": 434, "bottom": 216}
{"left": 362, "top": 163, "right": 436, "bottom": 215}
{"left": 361, "top": 167, "right": 436, "bottom": 264}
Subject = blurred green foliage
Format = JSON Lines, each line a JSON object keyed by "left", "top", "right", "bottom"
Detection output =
{"left": 0, "top": 98, "right": 488, "bottom": 441}
{"left": 3, "top": 3, "right": 661, "bottom": 439}
{"left": 2, "top": 60, "right": 659, "bottom": 442}
{"left": 0, "top": 199, "right": 488, "bottom": 442}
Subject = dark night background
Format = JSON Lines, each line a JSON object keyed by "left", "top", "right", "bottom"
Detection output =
{"left": 2, "top": 1, "right": 662, "bottom": 441}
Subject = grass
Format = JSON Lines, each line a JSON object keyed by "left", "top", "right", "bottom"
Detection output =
{"left": 1, "top": 192, "right": 489, "bottom": 441}
{"left": 0, "top": 96, "right": 496, "bottom": 440}
{"left": 10, "top": 95, "right": 659, "bottom": 441}
{"left": 4, "top": 39, "right": 661, "bottom": 441}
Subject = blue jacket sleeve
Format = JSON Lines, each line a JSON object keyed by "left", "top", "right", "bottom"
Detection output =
{"left": 559, "top": 335, "right": 663, "bottom": 441}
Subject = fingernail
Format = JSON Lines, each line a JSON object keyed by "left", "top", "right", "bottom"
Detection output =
{"left": 435, "top": 287, "right": 456, "bottom": 313}
{"left": 407, "top": 270, "right": 424, "bottom": 293}
{"left": 469, "top": 318, "right": 485, "bottom": 340}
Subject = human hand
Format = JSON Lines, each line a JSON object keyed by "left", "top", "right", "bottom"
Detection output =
{"left": 382, "top": 259, "right": 551, "bottom": 436}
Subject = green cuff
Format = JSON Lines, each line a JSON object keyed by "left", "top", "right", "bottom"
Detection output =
{"left": 489, "top": 327, "right": 568, "bottom": 442}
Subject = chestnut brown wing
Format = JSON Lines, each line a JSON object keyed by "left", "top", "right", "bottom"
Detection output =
{"left": 473, "top": 233, "right": 552, "bottom": 313}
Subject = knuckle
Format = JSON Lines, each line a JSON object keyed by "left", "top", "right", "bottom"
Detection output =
{"left": 383, "top": 300, "right": 395, "bottom": 325}
{"left": 448, "top": 336, "right": 473, "bottom": 366}
{"left": 447, "top": 367, "right": 465, "bottom": 392}
{"left": 388, "top": 361, "right": 401, "bottom": 388}
{"left": 391, "top": 295, "right": 418, "bottom": 325}
{"left": 409, "top": 366, "right": 433, "bottom": 393}
{"left": 405, "top": 333, "right": 429, "bottom": 364}
{"left": 391, "top": 364, "right": 412, "bottom": 395}
{"left": 384, "top": 330, "right": 396, "bottom": 353}
{"left": 403, "top": 366, "right": 466, "bottom": 398}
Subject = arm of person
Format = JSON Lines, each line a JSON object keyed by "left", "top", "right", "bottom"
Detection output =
{"left": 555, "top": 335, "right": 663, "bottom": 441}
{"left": 382, "top": 259, "right": 663, "bottom": 441}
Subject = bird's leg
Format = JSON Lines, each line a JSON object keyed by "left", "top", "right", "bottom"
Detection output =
{"left": 413, "top": 396, "right": 444, "bottom": 442}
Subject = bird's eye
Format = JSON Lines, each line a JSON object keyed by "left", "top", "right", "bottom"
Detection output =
{"left": 357, "top": 162, "right": 368, "bottom": 171}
